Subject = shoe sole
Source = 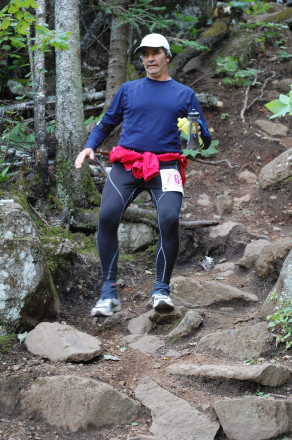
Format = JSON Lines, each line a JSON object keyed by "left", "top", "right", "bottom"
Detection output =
{"left": 90, "top": 309, "right": 114, "bottom": 317}
{"left": 153, "top": 300, "right": 174, "bottom": 311}
{"left": 90, "top": 303, "right": 121, "bottom": 318}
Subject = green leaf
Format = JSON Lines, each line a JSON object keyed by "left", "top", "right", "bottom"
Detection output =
{"left": 279, "top": 94, "right": 291, "bottom": 105}
{"left": 200, "top": 142, "right": 219, "bottom": 157}
{"left": 35, "top": 24, "right": 50, "bottom": 34}
{"left": 182, "top": 148, "right": 199, "bottom": 159}
{"left": 265, "top": 99, "right": 290, "bottom": 118}
{"left": 170, "top": 44, "right": 183, "bottom": 54}
{"left": 85, "top": 116, "right": 95, "bottom": 125}
{"left": 0, "top": 17, "right": 11, "bottom": 30}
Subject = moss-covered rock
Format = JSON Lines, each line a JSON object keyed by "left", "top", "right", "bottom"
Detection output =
{"left": 0, "top": 200, "right": 59, "bottom": 334}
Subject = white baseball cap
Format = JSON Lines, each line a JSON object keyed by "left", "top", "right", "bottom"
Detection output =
{"left": 134, "top": 33, "right": 172, "bottom": 57}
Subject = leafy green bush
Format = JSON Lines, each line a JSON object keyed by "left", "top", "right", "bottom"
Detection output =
{"left": 215, "top": 56, "right": 259, "bottom": 87}
{"left": 227, "top": 0, "right": 270, "bottom": 15}
{"left": 183, "top": 140, "right": 219, "bottom": 159}
{"left": 267, "top": 292, "right": 292, "bottom": 350}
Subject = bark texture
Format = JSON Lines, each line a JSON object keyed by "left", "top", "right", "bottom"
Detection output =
{"left": 103, "top": 0, "right": 129, "bottom": 110}
{"left": 34, "top": 0, "right": 48, "bottom": 194}
{"left": 55, "top": 0, "right": 98, "bottom": 209}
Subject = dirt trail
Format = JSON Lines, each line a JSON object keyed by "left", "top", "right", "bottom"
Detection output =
{"left": 2, "top": 30, "right": 292, "bottom": 440}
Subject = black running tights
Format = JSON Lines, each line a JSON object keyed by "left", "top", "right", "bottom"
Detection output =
{"left": 97, "top": 161, "right": 183, "bottom": 284}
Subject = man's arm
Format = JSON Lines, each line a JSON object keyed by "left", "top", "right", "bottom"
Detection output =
{"left": 75, "top": 84, "right": 125, "bottom": 169}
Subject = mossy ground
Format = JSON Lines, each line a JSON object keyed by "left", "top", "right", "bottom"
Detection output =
{"left": 0, "top": 334, "right": 17, "bottom": 354}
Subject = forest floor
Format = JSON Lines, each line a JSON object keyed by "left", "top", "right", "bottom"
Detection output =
{"left": 1, "top": 23, "right": 292, "bottom": 440}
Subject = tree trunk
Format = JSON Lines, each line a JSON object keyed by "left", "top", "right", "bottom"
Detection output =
{"left": 169, "top": 13, "right": 232, "bottom": 79}
{"left": 55, "top": 0, "right": 99, "bottom": 210}
{"left": 103, "top": 0, "right": 129, "bottom": 110}
{"left": 33, "top": 0, "right": 48, "bottom": 195}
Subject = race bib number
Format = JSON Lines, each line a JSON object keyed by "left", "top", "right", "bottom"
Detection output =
{"left": 160, "top": 169, "right": 183, "bottom": 194}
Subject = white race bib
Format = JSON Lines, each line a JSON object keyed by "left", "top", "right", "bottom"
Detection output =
{"left": 160, "top": 169, "right": 183, "bottom": 194}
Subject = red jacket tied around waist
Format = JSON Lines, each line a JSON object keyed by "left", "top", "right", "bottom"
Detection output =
{"left": 109, "top": 146, "right": 188, "bottom": 186}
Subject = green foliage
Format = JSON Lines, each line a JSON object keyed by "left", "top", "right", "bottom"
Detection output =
{"left": 1, "top": 117, "right": 56, "bottom": 149}
{"left": 279, "top": 51, "right": 292, "bottom": 59}
{"left": 103, "top": 0, "right": 175, "bottom": 33}
{"left": 215, "top": 56, "right": 259, "bottom": 87}
{"left": 170, "top": 37, "right": 209, "bottom": 54}
{"left": 216, "top": 56, "right": 239, "bottom": 75}
{"left": 183, "top": 140, "right": 219, "bottom": 159}
{"left": 100, "top": 0, "right": 209, "bottom": 55}
{"left": 0, "top": 1, "right": 71, "bottom": 89}
{"left": 220, "top": 113, "right": 230, "bottom": 120}
{"left": 267, "top": 292, "right": 292, "bottom": 350}
{"left": 0, "top": 155, "right": 11, "bottom": 184}
{"left": 227, "top": 0, "right": 270, "bottom": 15}
{"left": 0, "top": 1, "right": 71, "bottom": 52}
{"left": 243, "top": 357, "right": 262, "bottom": 365}
{"left": 1, "top": 117, "right": 35, "bottom": 149}
{"left": 240, "top": 21, "right": 289, "bottom": 56}
{"left": 85, "top": 113, "right": 105, "bottom": 126}
{"left": 265, "top": 85, "right": 292, "bottom": 119}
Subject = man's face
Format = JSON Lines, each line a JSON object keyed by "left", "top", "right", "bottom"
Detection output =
{"left": 140, "top": 47, "right": 170, "bottom": 81}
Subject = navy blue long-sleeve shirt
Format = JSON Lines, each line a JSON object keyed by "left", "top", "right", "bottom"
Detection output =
{"left": 84, "top": 77, "right": 211, "bottom": 154}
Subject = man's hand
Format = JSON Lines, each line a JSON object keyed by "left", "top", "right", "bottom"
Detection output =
{"left": 197, "top": 123, "right": 202, "bottom": 137}
{"left": 75, "top": 148, "right": 95, "bottom": 169}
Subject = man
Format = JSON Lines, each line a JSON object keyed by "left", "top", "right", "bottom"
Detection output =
{"left": 75, "top": 33, "right": 211, "bottom": 317}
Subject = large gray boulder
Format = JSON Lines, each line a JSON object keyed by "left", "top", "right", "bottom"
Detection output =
{"left": 196, "top": 322, "right": 274, "bottom": 360}
{"left": 238, "top": 239, "right": 271, "bottom": 269}
{"left": 261, "top": 248, "right": 292, "bottom": 318}
{"left": 0, "top": 199, "right": 59, "bottom": 333}
{"left": 25, "top": 322, "right": 102, "bottom": 362}
{"left": 118, "top": 222, "right": 156, "bottom": 252}
{"left": 170, "top": 276, "right": 258, "bottom": 307}
{"left": 20, "top": 375, "right": 140, "bottom": 432}
{"left": 259, "top": 148, "right": 292, "bottom": 189}
{"left": 214, "top": 396, "right": 292, "bottom": 440}
{"left": 255, "top": 240, "right": 292, "bottom": 279}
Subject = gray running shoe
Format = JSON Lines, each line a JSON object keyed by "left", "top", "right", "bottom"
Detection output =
{"left": 152, "top": 293, "right": 174, "bottom": 311}
{"left": 90, "top": 297, "right": 121, "bottom": 317}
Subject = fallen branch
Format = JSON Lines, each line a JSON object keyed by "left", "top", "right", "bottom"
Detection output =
{"left": 196, "top": 92, "right": 223, "bottom": 108}
{"left": 0, "top": 91, "right": 106, "bottom": 117}
{"left": 189, "top": 73, "right": 215, "bottom": 87}
{"left": 245, "top": 72, "right": 276, "bottom": 112}
{"left": 169, "top": 13, "right": 233, "bottom": 79}
{"left": 240, "top": 73, "right": 260, "bottom": 123}
{"left": 254, "top": 130, "right": 280, "bottom": 143}
{"left": 123, "top": 206, "right": 158, "bottom": 229}
{"left": 180, "top": 220, "right": 219, "bottom": 229}
{"left": 123, "top": 205, "right": 218, "bottom": 230}
{"left": 240, "top": 71, "right": 276, "bottom": 122}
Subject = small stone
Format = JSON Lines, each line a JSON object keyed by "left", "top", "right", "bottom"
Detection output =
{"left": 12, "top": 365, "right": 21, "bottom": 371}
